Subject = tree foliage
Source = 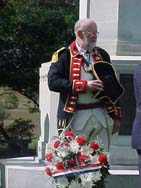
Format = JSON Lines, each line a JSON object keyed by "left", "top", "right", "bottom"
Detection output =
{"left": 4, "top": 91, "right": 19, "bottom": 109}
{"left": 6, "top": 118, "right": 35, "bottom": 140}
{"left": 0, "top": 0, "right": 79, "bottom": 106}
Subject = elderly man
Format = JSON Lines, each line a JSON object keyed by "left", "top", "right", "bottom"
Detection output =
{"left": 48, "top": 18, "right": 123, "bottom": 151}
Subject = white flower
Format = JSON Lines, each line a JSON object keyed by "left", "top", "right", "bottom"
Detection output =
{"left": 57, "top": 146, "right": 69, "bottom": 158}
{"left": 91, "top": 171, "right": 102, "bottom": 182}
{"left": 45, "top": 131, "right": 109, "bottom": 188}
{"left": 81, "top": 145, "right": 91, "bottom": 155}
{"left": 52, "top": 155, "right": 62, "bottom": 163}
{"left": 80, "top": 171, "right": 102, "bottom": 183}
{"left": 57, "top": 177, "right": 69, "bottom": 187}
{"left": 89, "top": 155, "right": 98, "bottom": 164}
{"left": 69, "top": 140, "right": 80, "bottom": 153}
{"left": 69, "top": 180, "right": 82, "bottom": 188}
{"left": 81, "top": 179, "right": 93, "bottom": 188}
{"left": 46, "top": 143, "right": 54, "bottom": 153}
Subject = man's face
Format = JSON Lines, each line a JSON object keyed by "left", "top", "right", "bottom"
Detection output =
{"left": 82, "top": 32, "right": 97, "bottom": 50}
{"left": 79, "top": 21, "right": 98, "bottom": 50}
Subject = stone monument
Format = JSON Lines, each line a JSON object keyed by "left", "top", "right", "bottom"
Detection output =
{"left": 38, "top": 62, "right": 58, "bottom": 160}
{"left": 38, "top": 0, "right": 141, "bottom": 164}
{"left": 79, "top": 0, "right": 141, "bottom": 166}
{"left": 80, "top": 0, "right": 141, "bottom": 56}
{"left": 37, "top": 0, "right": 141, "bottom": 187}
{"left": 1, "top": 1, "right": 141, "bottom": 187}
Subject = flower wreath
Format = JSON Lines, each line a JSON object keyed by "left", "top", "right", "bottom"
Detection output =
{"left": 45, "top": 130, "right": 110, "bottom": 188}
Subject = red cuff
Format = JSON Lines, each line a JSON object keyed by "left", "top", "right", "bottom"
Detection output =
{"left": 115, "top": 107, "right": 122, "bottom": 119}
{"left": 73, "top": 80, "right": 87, "bottom": 94}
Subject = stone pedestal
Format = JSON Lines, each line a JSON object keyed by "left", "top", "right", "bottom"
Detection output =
{"left": 37, "top": 0, "right": 141, "bottom": 164}
{"left": 36, "top": 0, "right": 141, "bottom": 172}
{"left": 1, "top": 1, "right": 141, "bottom": 188}
{"left": 38, "top": 62, "right": 58, "bottom": 160}
{"left": 37, "top": 58, "right": 141, "bottom": 168}
{"left": 79, "top": 0, "right": 119, "bottom": 54}
{"left": 79, "top": 0, "right": 141, "bottom": 164}
{"left": 0, "top": 158, "right": 139, "bottom": 188}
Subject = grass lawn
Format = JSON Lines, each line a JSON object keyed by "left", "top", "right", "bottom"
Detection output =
{"left": 0, "top": 87, "right": 39, "bottom": 157}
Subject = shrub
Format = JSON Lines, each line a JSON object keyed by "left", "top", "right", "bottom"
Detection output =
{"left": 7, "top": 118, "right": 35, "bottom": 140}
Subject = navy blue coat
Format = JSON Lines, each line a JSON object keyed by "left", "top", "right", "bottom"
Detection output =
{"left": 48, "top": 45, "right": 111, "bottom": 126}
{"left": 48, "top": 41, "right": 122, "bottom": 130}
{"left": 132, "top": 64, "right": 141, "bottom": 150}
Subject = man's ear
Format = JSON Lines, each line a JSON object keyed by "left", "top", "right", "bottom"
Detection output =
{"left": 77, "top": 30, "right": 84, "bottom": 39}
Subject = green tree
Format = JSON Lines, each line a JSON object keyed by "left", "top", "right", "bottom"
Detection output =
{"left": 0, "top": 0, "right": 79, "bottom": 106}
{"left": 4, "top": 91, "right": 19, "bottom": 109}
{"left": 7, "top": 118, "right": 35, "bottom": 140}
{"left": 0, "top": 104, "right": 10, "bottom": 140}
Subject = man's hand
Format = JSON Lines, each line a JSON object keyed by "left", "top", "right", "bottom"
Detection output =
{"left": 87, "top": 79, "right": 104, "bottom": 92}
{"left": 112, "top": 118, "right": 120, "bottom": 134}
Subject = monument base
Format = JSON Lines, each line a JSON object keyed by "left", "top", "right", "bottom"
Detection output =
{"left": 109, "top": 135, "right": 138, "bottom": 166}
{"left": 0, "top": 154, "right": 138, "bottom": 188}
{"left": 0, "top": 156, "right": 139, "bottom": 188}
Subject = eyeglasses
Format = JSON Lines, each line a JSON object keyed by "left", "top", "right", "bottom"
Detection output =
{"left": 82, "top": 31, "right": 99, "bottom": 38}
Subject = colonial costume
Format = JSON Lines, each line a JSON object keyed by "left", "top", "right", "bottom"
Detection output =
{"left": 48, "top": 41, "right": 124, "bottom": 151}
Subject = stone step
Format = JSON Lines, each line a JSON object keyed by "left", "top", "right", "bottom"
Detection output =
{"left": 3, "top": 165, "right": 139, "bottom": 188}
{"left": 106, "top": 170, "right": 139, "bottom": 188}
{"left": 109, "top": 135, "right": 138, "bottom": 165}
{"left": 0, "top": 158, "right": 139, "bottom": 188}
{"left": 109, "top": 146, "right": 138, "bottom": 165}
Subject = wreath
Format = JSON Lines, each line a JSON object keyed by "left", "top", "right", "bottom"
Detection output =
{"left": 45, "top": 130, "right": 110, "bottom": 188}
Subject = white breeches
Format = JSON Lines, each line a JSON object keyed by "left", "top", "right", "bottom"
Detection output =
{"left": 70, "top": 109, "right": 114, "bottom": 152}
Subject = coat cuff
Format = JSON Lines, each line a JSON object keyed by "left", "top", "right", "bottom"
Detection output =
{"left": 115, "top": 107, "right": 122, "bottom": 120}
{"left": 73, "top": 80, "right": 87, "bottom": 94}
{"left": 106, "top": 105, "right": 122, "bottom": 120}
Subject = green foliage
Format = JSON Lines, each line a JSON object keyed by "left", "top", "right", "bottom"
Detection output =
{"left": 6, "top": 118, "right": 35, "bottom": 140}
{"left": 4, "top": 91, "right": 19, "bottom": 109}
{"left": 28, "top": 138, "right": 37, "bottom": 149}
{"left": 0, "top": 0, "right": 79, "bottom": 105}
{"left": 0, "top": 88, "right": 38, "bottom": 154}
{"left": 0, "top": 104, "right": 9, "bottom": 120}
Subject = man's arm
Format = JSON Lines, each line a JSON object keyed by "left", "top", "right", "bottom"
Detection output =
{"left": 48, "top": 48, "right": 73, "bottom": 93}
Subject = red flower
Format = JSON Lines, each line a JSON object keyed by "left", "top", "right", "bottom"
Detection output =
{"left": 61, "top": 142, "right": 70, "bottom": 147}
{"left": 79, "top": 154, "right": 89, "bottom": 162}
{"left": 45, "top": 153, "right": 53, "bottom": 162}
{"left": 98, "top": 154, "right": 107, "bottom": 164}
{"left": 55, "top": 162, "right": 64, "bottom": 170}
{"left": 76, "top": 151, "right": 82, "bottom": 164}
{"left": 45, "top": 167, "right": 52, "bottom": 176}
{"left": 89, "top": 142, "right": 99, "bottom": 150}
{"left": 76, "top": 136, "right": 86, "bottom": 146}
{"left": 77, "top": 151, "right": 81, "bottom": 156}
{"left": 67, "top": 159, "right": 76, "bottom": 166}
{"left": 64, "top": 130, "right": 74, "bottom": 137}
{"left": 53, "top": 140, "right": 60, "bottom": 149}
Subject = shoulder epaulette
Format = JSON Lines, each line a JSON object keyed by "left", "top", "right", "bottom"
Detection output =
{"left": 51, "top": 47, "right": 66, "bottom": 63}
